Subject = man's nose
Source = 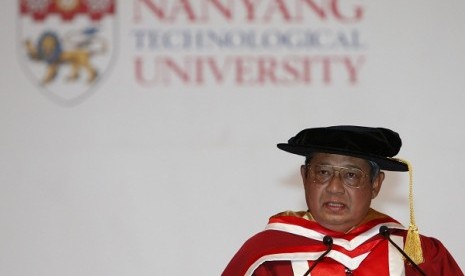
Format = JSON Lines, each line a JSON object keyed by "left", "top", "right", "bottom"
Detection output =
{"left": 325, "top": 171, "right": 345, "bottom": 194}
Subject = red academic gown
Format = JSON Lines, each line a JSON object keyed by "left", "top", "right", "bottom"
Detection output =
{"left": 222, "top": 209, "right": 463, "bottom": 276}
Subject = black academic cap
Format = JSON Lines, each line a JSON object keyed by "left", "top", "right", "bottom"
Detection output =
{"left": 277, "top": 125, "right": 408, "bottom": 171}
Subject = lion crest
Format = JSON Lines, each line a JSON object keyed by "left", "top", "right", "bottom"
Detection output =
{"left": 24, "top": 28, "right": 106, "bottom": 85}
{"left": 18, "top": 0, "right": 116, "bottom": 106}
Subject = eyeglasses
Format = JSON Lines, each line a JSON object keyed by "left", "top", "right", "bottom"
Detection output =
{"left": 308, "top": 164, "right": 369, "bottom": 188}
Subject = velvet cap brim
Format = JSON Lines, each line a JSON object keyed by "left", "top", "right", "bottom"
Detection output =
{"left": 277, "top": 125, "right": 408, "bottom": 171}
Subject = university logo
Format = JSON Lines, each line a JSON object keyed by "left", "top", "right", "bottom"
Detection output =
{"left": 18, "top": 0, "right": 117, "bottom": 106}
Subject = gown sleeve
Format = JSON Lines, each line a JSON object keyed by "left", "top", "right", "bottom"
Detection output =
{"left": 409, "top": 236, "right": 464, "bottom": 276}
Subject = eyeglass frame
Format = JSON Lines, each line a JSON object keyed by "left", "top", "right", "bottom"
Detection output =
{"left": 305, "top": 163, "right": 372, "bottom": 188}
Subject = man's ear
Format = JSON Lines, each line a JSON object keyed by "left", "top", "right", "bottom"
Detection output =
{"left": 301, "top": 165, "right": 308, "bottom": 182}
{"left": 371, "top": 171, "right": 385, "bottom": 199}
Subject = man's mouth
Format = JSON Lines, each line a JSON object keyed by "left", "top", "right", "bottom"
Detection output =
{"left": 324, "top": 201, "right": 346, "bottom": 211}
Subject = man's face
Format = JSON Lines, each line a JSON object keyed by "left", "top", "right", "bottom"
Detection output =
{"left": 301, "top": 153, "right": 384, "bottom": 233}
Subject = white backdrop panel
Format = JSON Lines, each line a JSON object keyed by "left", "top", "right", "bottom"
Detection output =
{"left": 1, "top": 1, "right": 464, "bottom": 275}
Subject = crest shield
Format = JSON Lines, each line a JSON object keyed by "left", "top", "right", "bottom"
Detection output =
{"left": 18, "top": 0, "right": 117, "bottom": 106}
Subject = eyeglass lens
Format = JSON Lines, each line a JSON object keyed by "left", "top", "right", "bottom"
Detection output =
{"left": 311, "top": 164, "right": 365, "bottom": 188}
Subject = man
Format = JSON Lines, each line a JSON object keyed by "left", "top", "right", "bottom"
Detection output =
{"left": 222, "top": 126, "right": 463, "bottom": 275}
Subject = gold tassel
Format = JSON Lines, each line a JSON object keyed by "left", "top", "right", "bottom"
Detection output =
{"left": 405, "top": 224, "right": 424, "bottom": 264}
{"left": 396, "top": 158, "right": 424, "bottom": 265}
